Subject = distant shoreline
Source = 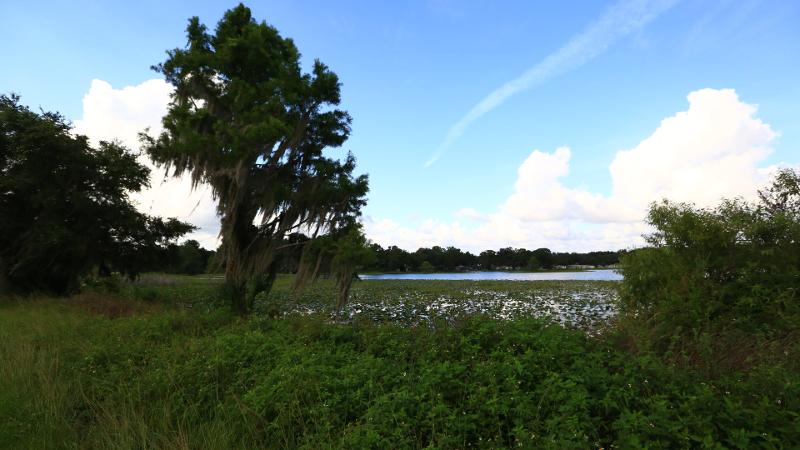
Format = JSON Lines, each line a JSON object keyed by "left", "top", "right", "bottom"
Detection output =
{"left": 359, "top": 267, "right": 618, "bottom": 275}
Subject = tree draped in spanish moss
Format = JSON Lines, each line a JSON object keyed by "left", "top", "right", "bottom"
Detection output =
{"left": 142, "top": 4, "right": 368, "bottom": 313}
{"left": 293, "top": 224, "right": 374, "bottom": 316}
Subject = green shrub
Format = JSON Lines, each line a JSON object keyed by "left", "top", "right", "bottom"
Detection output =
{"left": 619, "top": 169, "right": 800, "bottom": 362}
{"left": 6, "top": 300, "right": 797, "bottom": 449}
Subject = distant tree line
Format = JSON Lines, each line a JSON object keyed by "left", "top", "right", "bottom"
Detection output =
{"left": 167, "top": 240, "right": 622, "bottom": 276}
{"left": 365, "top": 244, "right": 622, "bottom": 273}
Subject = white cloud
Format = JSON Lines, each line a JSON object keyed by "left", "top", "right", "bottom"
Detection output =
{"left": 453, "top": 207, "right": 487, "bottom": 221}
{"left": 607, "top": 88, "right": 775, "bottom": 215}
{"left": 425, "top": 0, "right": 680, "bottom": 166}
{"left": 502, "top": 88, "right": 777, "bottom": 224}
{"left": 363, "top": 214, "right": 648, "bottom": 254}
{"left": 73, "top": 79, "right": 220, "bottom": 249}
{"left": 73, "top": 79, "right": 172, "bottom": 147}
{"left": 71, "top": 81, "right": 788, "bottom": 254}
{"left": 370, "top": 88, "right": 786, "bottom": 252}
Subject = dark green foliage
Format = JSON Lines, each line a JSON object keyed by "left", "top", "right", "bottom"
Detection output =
{"left": 329, "top": 226, "right": 375, "bottom": 313}
{"left": 293, "top": 225, "right": 375, "bottom": 313}
{"left": 143, "top": 4, "right": 368, "bottom": 312}
{"left": 532, "top": 247, "right": 554, "bottom": 269}
{"left": 478, "top": 249, "right": 497, "bottom": 270}
{"left": 368, "top": 244, "right": 621, "bottom": 272}
{"left": 368, "top": 244, "right": 417, "bottom": 272}
{"left": 412, "top": 246, "right": 478, "bottom": 271}
{"left": 0, "top": 94, "right": 193, "bottom": 294}
{"left": 159, "top": 239, "right": 216, "bottom": 275}
{"left": 619, "top": 169, "right": 800, "bottom": 359}
{"left": 275, "top": 232, "right": 310, "bottom": 273}
{"left": 292, "top": 234, "right": 335, "bottom": 292}
{"left": 172, "top": 240, "right": 212, "bottom": 275}
{"left": 419, "top": 260, "right": 435, "bottom": 273}
{"left": 2, "top": 296, "right": 797, "bottom": 449}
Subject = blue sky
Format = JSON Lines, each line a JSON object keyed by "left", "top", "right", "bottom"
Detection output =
{"left": 3, "top": 0, "right": 799, "bottom": 251}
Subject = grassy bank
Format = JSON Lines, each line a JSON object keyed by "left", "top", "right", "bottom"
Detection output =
{"left": 1, "top": 277, "right": 798, "bottom": 449}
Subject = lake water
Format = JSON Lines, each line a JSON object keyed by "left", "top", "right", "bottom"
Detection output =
{"left": 359, "top": 269, "right": 622, "bottom": 281}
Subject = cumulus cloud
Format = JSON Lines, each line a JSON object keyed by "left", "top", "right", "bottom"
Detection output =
{"left": 606, "top": 88, "right": 776, "bottom": 215}
{"left": 73, "top": 79, "right": 172, "bottom": 147}
{"left": 502, "top": 146, "right": 607, "bottom": 222}
{"left": 453, "top": 208, "right": 487, "bottom": 221}
{"left": 73, "top": 79, "right": 220, "bottom": 248}
{"left": 425, "top": 0, "right": 680, "bottom": 167}
{"left": 502, "top": 88, "right": 777, "bottom": 224}
{"left": 369, "top": 88, "right": 785, "bottom": 252}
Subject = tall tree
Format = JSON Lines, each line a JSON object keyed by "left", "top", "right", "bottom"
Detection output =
{"left": 142, "top": 4, "right": 368, "bottom": 313}
{"left": 0, "top": 94, "right": 192, "bottom": 294}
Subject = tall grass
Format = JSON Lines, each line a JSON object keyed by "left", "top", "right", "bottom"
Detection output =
{"left": 1, "top": 280, "right": 798, "bottom": 448}
{"left": 0, "top": 298, "right": 250, "bottom": 449}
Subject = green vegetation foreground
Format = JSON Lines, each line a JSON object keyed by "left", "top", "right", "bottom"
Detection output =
{"left": 1, "top": 278, "right": 798, "bottom": 449}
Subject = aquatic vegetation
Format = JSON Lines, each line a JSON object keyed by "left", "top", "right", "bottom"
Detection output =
{"left": 263, "top": 279, "right": 619, "bottom": 330}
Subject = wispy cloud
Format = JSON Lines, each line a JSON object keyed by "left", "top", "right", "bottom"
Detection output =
{"left": 424, "top": 0, "right": 680, "bottom": 167}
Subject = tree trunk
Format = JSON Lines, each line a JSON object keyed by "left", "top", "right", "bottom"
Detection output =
{"left": 254, "top": 263, "right": 278, "bottom": 303}
{"left": 0, "top": 258, "right": 9, "bottom": 296}
{"left": 222, "top": 183, "right": 259, "bottom": 314}
{"left": 334, "top": 269, "right": 355, "bottom": 318}
{"left": 310, "top": 253, "right": 324, "bottom": 284}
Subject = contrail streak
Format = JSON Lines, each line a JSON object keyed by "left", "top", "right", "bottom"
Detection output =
{"left": 424, "top": 0, "right": 680, "bottom": 167}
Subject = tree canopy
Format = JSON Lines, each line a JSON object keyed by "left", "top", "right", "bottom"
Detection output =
{"left": 0, "top": 94, "right": 192, "bottom": 294}
{"left": 142, "top": 4, "right": 368, "bottom": 312}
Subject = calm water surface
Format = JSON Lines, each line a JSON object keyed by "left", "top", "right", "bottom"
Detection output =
{"left": 360, "top": 269, "right": 622, "bottom": 281}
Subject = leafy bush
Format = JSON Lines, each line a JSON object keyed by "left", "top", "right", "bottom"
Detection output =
{"left": 619, "top": 169, "right": 800, "bottom": 361}
{"left": 0, "top": 94, "right": 193, "bottom": 295}
{"left": 2, "top": 299, "right": 797, "bottom": 448}
{"left": 253, "top": 290, "right": 286, "bottom": 318}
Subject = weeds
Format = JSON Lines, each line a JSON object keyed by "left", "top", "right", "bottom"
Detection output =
{"left": 1, "top": 284, "right": 798, "bottom": 448}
